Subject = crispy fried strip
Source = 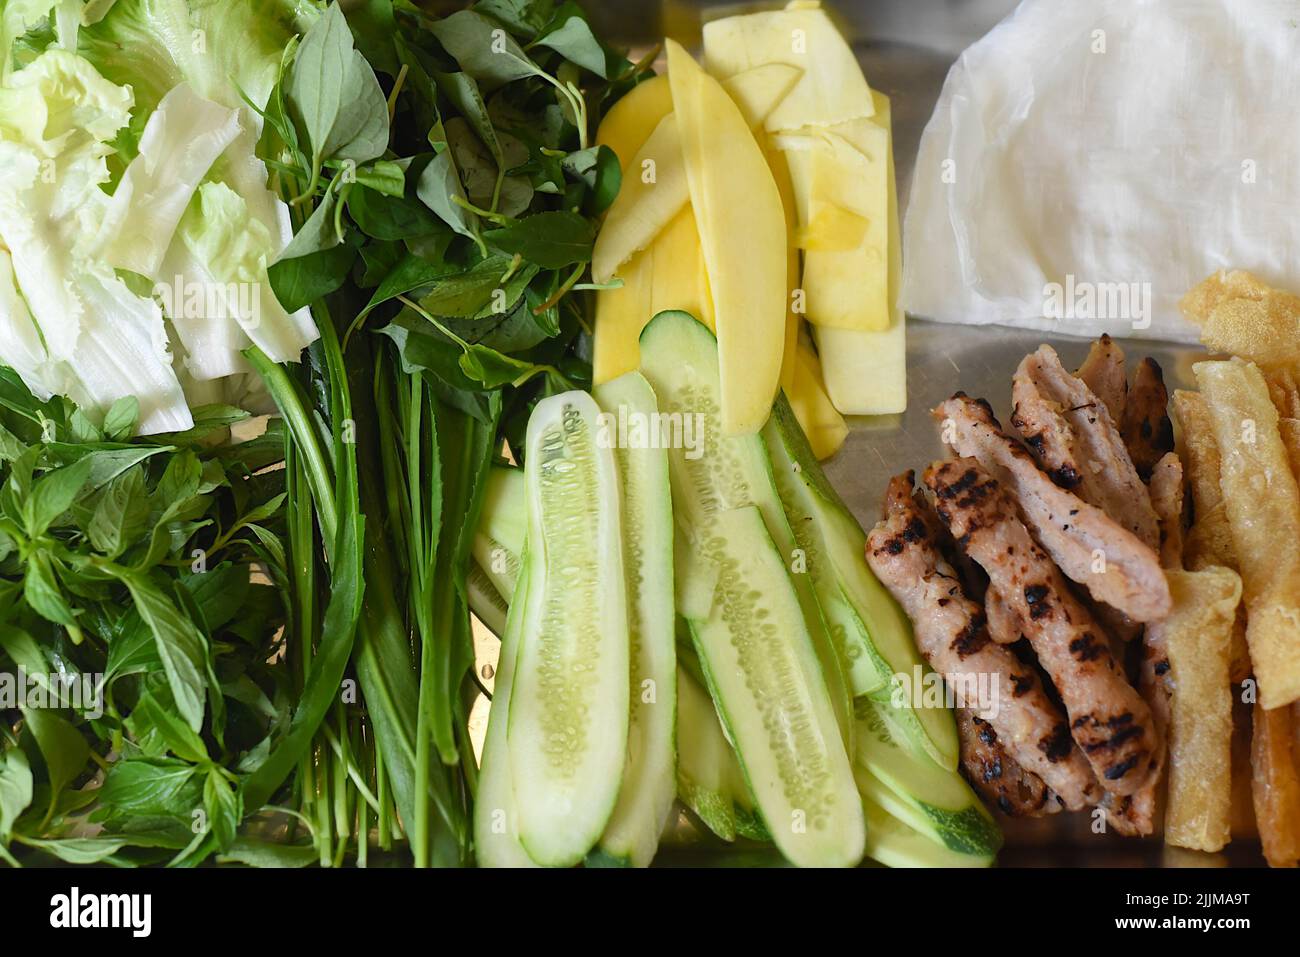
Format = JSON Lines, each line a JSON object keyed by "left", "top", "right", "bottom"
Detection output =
{"left": 924, "top": 458, "right": 1159, "bottom": 796}
{"left": 1173, "top": 389, "right": 1252, "bottom": 683}
{"left": 866, "top": 472, "right": 1098, "bottom": 809}
{"left": 933, "top": 394, "right": 1171, "bottom": 622}
{"left": 1251, "top": 701, "right": 1300, "bottom": 867}
{"left": 1161, "top": 567, "right": 1241, "bottom": 852}
{"left": 1195, "top": 358, "right": 1300, "bottom": 709}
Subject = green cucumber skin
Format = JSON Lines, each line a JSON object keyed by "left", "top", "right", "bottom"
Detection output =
{"left": 855, "top": 699, "right": 1002, "bottom": 858}
{"left": 769, "top": 396, "right": 960, "bottom": 771}
{"left": 473, "top": 557, "right": 538, "bottom": 868}
{"left": 685, "top": 508, "right": 864, "bottom": 868}
{"left": 508, "top": 391, "right": 630, "bottom": 867}
{"left": 763, "top": 419, "right": 891, "bottom": 697}
{"left": 675, "top": 660, "right": 764, "bottom": 844}
{"left": 592, "top": 372, "right": 678, "bottom": 868}
{"left": 861, "top": 794, "right": 994, "bottom": 869}
{"left": 479, "top": 466, "right": 526, "bottom": 554}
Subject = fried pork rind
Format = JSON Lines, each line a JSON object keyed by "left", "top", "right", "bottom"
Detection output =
{"left": 1171, "top": 389, "right": 1253, "bottom": 684}
{"left": 1180, "top": 270, "right": 1300, "bottom": 369}
{"left": 1194, "top": 359, "right": 1300, "bottom": 709}
{"left": 1251, "top": 701, "right": 1300, "bottom": 868}
{"left": 1160, "top": 567, "right": 1241, "bottom": 852}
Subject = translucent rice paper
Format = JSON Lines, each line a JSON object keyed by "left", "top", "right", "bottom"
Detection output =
{"left": 902, "top": 0, "right": 1300, "bottom": 343}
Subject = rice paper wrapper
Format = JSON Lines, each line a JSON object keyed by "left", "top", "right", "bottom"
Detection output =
{"left": 902, "top": 0, "right": 1300, "bottom": 343}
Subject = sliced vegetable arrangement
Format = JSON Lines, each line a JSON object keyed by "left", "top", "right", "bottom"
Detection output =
{"left": 1, "top": 0, "right": 993, "bottom": 870}
{"left": 471, "top": 311, "right": 997, "bottom": 867}
{"left": 592, "top": 0, "right": 907, "bottom": 457}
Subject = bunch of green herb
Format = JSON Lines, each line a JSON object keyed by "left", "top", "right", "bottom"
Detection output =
{"left": 0, "top": 371, "right": 317, "bottom": 867}
{"left": 0, "top": 0, "right": 645, "bottom": 869}
{"left": 246, "top": 0, "right": 649, "bottom": 866}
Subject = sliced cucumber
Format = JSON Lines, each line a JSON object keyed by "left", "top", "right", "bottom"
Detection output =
{"left": 473, "top": 558, "right": 538, "bottom": 868}
{"left": 639, "top": 311, "right": 862, "bottom": 867}
{"left": 591, "top": 372, "right": 677, "bottom": 868}
{"left": 676, "top": 661, "right": 767, "bottom": 843}
{"left": 473, "top": 465, "right": 525, "bottom": 599}
{"left": 855, "top": 697, "right": 1001, "bottom": 859}
{"left": 690, "top": 506, "right": 865, "bottom": 867}
{"left": 507, "top": 391, "right": 630, "bottom": 867}
{"left": 767, "top": 396, "right": 960, "bottom": 771}
{"left": 861, "top": 794, "right": 994, "bottom": 869}
{"left": 765, "top": 411, "right": 890, "bottom": 696}
{"left": 640, "top": 311, "right": 854, "bottom": 747}
{"left": 467, "top": 560, "right": 509, "bottom": 636}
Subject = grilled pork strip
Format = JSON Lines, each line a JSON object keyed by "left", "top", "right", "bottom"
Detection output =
{"left": 924, "top": 459, "right": 1160, "bottom": 796}
{"left": 933, "top": 394, "right": 1171, "bottom": 622}
{"left": 957, "top": 708, "right": 1060, "bottom": 817}
{"left": 985, "top": 587, "right": 1023, "bottom": 645}
{"left": 1075, "top": 333, "right": 1128, "bottom": 424}
{"left": 866, "top": 472, "right": 1099, "bottom": 810}
{"left": 1121, "top": 358, "right": 1175, "bottom": 482}
{"left": 1012, "top": 345, "right": 1159, "bottom": 551}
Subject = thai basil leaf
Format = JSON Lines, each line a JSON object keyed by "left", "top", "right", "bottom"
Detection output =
{"left": 24, "top": 456, "right": 93, "bottom": 537}
{"left": 417, "top": 147, "right": 480, "bottom": 246}
{"left": 102, "top": 396, "right": 139, "bottom": 441}
{"left": 117, "top": 574, "right": 209, "bottom": 733}
{"left": 0, "top": 748, "right": 34, "bottom": 839}
{"left": 535, "top": 2, "right": 608, "bottom": 77}
{"left": 485, "top": 210, "right": 594, "bottom": 267}
{"left": 354, "top": 159, "right": 406, "bottom": 197}
{"left": 427, "top": 10, "right": 545, "bottom": 92}
{"left": 269, "top": 237, "right": 359, "bottom": 313}
{"left": 562, "top": 144, "right": 621, "bottom": 213}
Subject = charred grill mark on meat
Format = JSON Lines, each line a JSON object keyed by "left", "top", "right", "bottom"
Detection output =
{"left": 932, "top": 394, "right": 1171, "bottom": 622}
{"left": 866, "top": 472, "right": 1100, "bottom": 809}
{"left": 1075, "top": 333, "right": 1128, "bottom": 424}
{"left": 1012, "top": 346, "right": 1160, "bottom": 551}
{"left": 923, "top": 459, "right": 1159, "bottom": 796}
{"left": 1122, "top": 358, "right": 1175, "bottom": 482}
{"left": 956, "top": 709, "right": 1059, "bottom": 817}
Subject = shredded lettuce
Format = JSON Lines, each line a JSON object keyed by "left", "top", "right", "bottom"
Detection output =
{"left": 94, "top": 82, "right": 242, "bottom": 277}
{"left": 0, "top": 1, "right": 320, "bottom": 434}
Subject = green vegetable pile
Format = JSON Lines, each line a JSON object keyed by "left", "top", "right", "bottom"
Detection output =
{"left": 0, "top": 0, "right": 647, "bottom": 867}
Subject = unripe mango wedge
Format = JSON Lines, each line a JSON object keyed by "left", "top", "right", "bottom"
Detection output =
{"left": 666, "top": 39, "right": 787, "bottom": 436}
{"left": 591, "top": 63, "right": 800, "bottom": 286}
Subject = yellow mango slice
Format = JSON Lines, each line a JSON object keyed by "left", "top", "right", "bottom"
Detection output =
{"left": 593, "top": 75, "right": 673, "bottom": 385}
{"left": 702, "top": 0, "right": 874, "bottom": 133}
{"left": 795, "top": 202, "right": 869, "bottom": 252}
{"left": 596, "top": 74, "right": 673, "bottom": 172}
{"left": 720, "top": 63, "right": 801, "bottom": 129}
{"left": 592, "top": 63, "right": 804, "bottom": 285}
{"left": 667, "top": 39, "right": 787, "bottom": 435}
{"left": 765, "top": 140, "right": 802, "bottom": 392}
{"left": 650, "top": 205, "right": 713, "bottom": 332}
{"left": 775, "top": 118, "right": 889, "bottom": 331}
{"left": 812, "top": 91, "right": 906, "bottom": 415}
{"left": 594, "top": 245, "right": 654, "bottom": 385}
{"left": 787, "top": 332, "right": 848, "bottom": 460}
{"left": 592, "top": 112, "right": 687, "bottom": 284}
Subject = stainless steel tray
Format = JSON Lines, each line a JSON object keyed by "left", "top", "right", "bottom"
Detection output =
{"left": 520, "top": 0, "right": 1264, "bottom": 865}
